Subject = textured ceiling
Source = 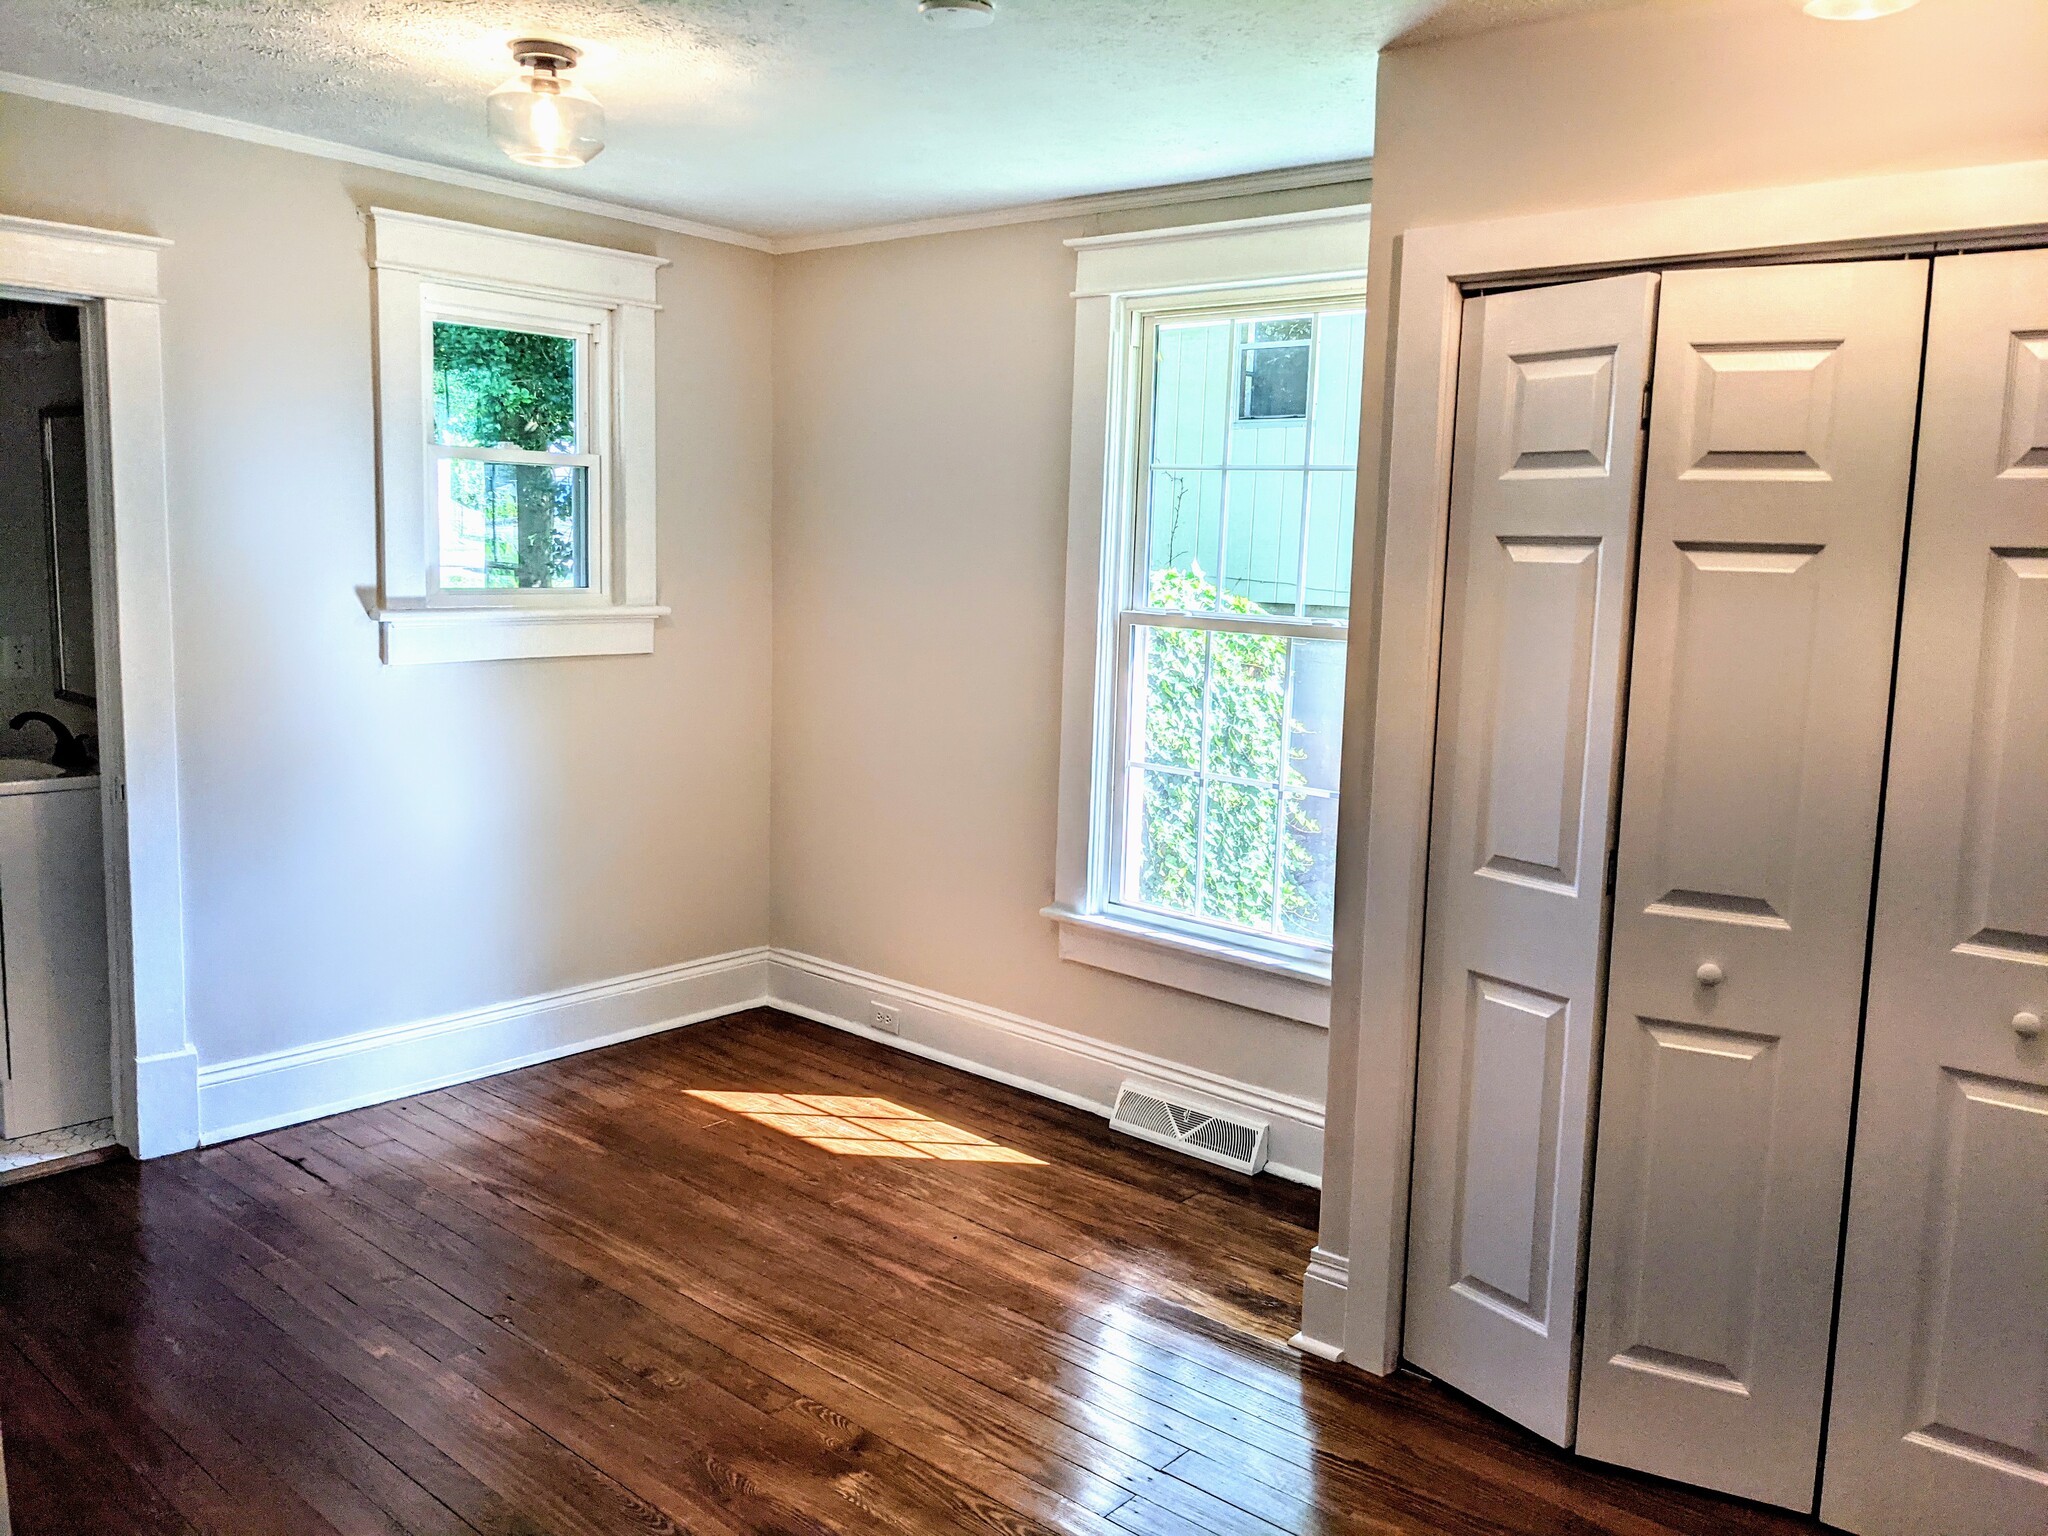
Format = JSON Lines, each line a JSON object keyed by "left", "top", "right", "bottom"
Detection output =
{"left": 2, "top": 0, "right": 1636, "bottom": 240}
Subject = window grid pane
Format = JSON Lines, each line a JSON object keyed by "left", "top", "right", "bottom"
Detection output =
{"left": 1140, "top": 307, "right": 1363, "bottom": 623}
{"left": 432, "top": 321, "right": 581, "bottom": 452}
{"left": 1121, "top": 620, "right": 1346, "bottom": 946}
{"left": 437, "top": 459, "right": 589, "bottom": 590}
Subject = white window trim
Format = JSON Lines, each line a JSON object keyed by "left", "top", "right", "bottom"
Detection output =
{"left": 1048, "top": 205, "right": 1370, "bottom": 1028}
{"left": 367, "top": 208, "right": 669, "bottom": 665}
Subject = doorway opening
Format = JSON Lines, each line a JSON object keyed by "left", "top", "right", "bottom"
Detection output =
{"left": 0, "top": 294, "right": 119, "bottom": 1185}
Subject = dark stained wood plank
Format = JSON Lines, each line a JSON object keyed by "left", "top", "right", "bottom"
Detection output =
{"left": 0, "top": 1008, "right": 1838, "bottom": 1536}
{"left": 0, "top": 1337, "right": 198, "bottom": 1536}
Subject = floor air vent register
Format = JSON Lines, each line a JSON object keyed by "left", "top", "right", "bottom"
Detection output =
{"left": 1109, "top": 1082, "right": 1270, "bottom": 1175}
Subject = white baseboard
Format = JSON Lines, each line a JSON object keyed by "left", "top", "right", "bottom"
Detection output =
{"left": 129, "top": 1044, "right": 200, "bottom": 1158}
{"left": 196, "top": 948, "right": 773, "bottom": 1144}
{"left": 190, "top": 944, "right": 1327, "bottom": 1189}
{"left": 768, "top": 949, "right": 1324, "bottom": 1185}
{"left": 1290, "top": 1244, "right": 1350, "bottom": 1360}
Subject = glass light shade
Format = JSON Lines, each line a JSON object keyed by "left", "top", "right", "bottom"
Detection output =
{"left": 487, "top": 67, "right": 605, "bottom": 168}
{"left": 1802, "top": 0, "right": 1919, "bottom": 16}
{"left": 919, "top": 0, "right": 997, "bottom": 28}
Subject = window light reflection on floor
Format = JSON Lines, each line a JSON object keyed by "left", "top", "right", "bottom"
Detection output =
{"left": 688, "top": 1091, "right": 1045, "bottom": 1164}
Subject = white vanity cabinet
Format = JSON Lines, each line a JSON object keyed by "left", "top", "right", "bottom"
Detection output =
{"left": 0, "top": 775, "right": 112, "bottom": 1138}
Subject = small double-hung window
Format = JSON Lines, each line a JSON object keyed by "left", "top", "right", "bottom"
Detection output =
{"left": 368, "top": 210, "right": 666, "bottom": 665}
{"left": 430, "top": 311, "right": 595, "bottom": 593}
{"left": 1050, "top": 209, "right": 1369, "bottom": 1025}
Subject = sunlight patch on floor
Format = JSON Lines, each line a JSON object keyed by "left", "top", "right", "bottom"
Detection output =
{"left": 688, "top": 1091, "right": 1045, "bottom": 1163}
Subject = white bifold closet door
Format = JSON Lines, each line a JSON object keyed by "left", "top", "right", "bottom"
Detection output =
{"left": 1574, "top": 259, "right": 1929, "bottom": 1508}
{"left": 1821, "top": 247, "right": 2048, "bottom": 1536}
{"left": 1403, "top": 272, "right": 1658, "bottom": 1445}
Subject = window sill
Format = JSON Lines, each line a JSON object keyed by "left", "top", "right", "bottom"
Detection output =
{"left": 371, "top": 603, "right": 671, "bottom": 666}
{"left": 1042, "top": 905, "right": 1331, "bottom": 1027}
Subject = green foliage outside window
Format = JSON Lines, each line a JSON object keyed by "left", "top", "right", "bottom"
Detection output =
{"left": 433, "top": 322, "right": 576, "bottom": 451}
{"left": 1137, "top": 563, "right": 1324, "bottom": 938}
{"left": 433, "top": 322, "right": 584, "bottom": 589}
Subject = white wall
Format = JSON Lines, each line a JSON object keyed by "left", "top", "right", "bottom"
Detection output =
{"left": 1318, "top": 0, "right": 2048, "bottom": 1314}
{"left": 0, "top": 94, "right": 774, "bottom": 1077}
{"left": 770, "top": 184, "right": 1367, "bottom": 1124}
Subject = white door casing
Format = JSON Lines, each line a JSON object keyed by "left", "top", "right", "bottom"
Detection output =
{"left": 1821, "top": 246, "right": 2048, "bottom": 1536}
{"left": 1403, "top": 272, "right": 1658, "bottom": 1445}
{"left": 1575, "top": 259, "right": 1930, "bottom": 1508}
{"left": 0, "top": 215, "right": 195, "bottom": 1156}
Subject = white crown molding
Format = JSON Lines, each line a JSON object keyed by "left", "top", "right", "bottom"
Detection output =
{"left": 0, "top": 70, "right": 777, "bottom": 253}
{"left": 772, "top": 158, "right": 1376, "bottom": 255}
{"left": 2, "top": 71, "right": 1371, "bottom": 258}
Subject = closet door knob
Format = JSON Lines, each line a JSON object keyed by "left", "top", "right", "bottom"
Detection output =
{"left": 1696, "top": 962, "right": 1725, "bottom": 987}
{"left": 2017, "top": 1011, "right": 2043, "bottom": 1040}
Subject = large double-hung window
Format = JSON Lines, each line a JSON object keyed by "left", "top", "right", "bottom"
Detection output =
{"left": 1051, "top": 209, "right": 1369, "bottom": 1025}
{"left": 1124, "top": 302, "right": 1364, "bottom": 942}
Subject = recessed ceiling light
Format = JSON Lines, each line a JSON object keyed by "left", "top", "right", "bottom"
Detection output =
{"left": 919, "top": 0, "right": 997, "bottom": 30}
{"left": 1802, "top": 0, "right": 1920, "bottom": 17}
{"left": 487, "top": 38, "right": 605, "bottom": 168}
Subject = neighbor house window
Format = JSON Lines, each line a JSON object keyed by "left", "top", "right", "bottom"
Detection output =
{"left": 368, "top": 209, "right": 667, "bottom": 665}
{"left": 1049, "top": 208, "right": 1368, "bottom": 1026}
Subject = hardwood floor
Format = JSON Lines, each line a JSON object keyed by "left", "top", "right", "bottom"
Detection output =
{"left": 0, "top": 1009, "right": 1835, "bottom": 1535}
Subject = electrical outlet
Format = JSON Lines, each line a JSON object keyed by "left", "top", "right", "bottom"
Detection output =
{"left": 868, "top": 1000, "right": 901, "bottom": 1035}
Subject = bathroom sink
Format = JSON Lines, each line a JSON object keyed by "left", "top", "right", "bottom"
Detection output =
{"left": 0, "top": 759, "right": 69, "bottom": 784}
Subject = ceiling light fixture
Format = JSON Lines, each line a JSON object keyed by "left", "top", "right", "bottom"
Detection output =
{"left": 1801, "top": 0, "right": 1919, "bottom": 17}
{"left": 488, "top": 38, "right": 605, "bottom": 168}
{"left": 919, "top": 0, "right": 997, "bottom": 30}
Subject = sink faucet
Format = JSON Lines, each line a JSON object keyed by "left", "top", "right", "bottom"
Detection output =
{"left": 8, "top": 711, "right": 95, "bottom": 773}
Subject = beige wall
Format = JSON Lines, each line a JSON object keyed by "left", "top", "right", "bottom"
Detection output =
{"left": 770, "top": 184, "right": 1368, "bottom": 1111}
{"left": 0, "top": 84, "right": 1360, "bottom": 1132}
{"left": 22, "top": 0, "right": 2039, "bottom": 1181}
{"left": 0, "top": 93, "right": 774, "bottom": 1068}
{"left": 1318, "top": 0, "right": 2048, "bottom": 1265}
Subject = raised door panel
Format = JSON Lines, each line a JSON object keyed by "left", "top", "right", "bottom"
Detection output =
{"left": 1956, "top": 551, "right": 2048, "bottom": 962}
{"left": 1823, "top": 247, "right": 2048, "bottom": 1536}
{"left": 1905, "top": 1074, "right": 2048, "bottom": 1475}
{"left": 1577, "top": 258, "right": 1929, "bottom": 1508}
{"left": 1404, "top": 272, "right": 1658, "bottom": 1445}
{"left": 1451, "top": 976, "right": 1568, "bottom": 1323}
{"left": 1478, "top": 537, "right": 1602, "bottom": 891}
{"left": 1601, "top": 1018, "right": 1780, "bottom": 1394}
{"left": 1642, "top": 542, "right": 1819, "bottom": 927}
